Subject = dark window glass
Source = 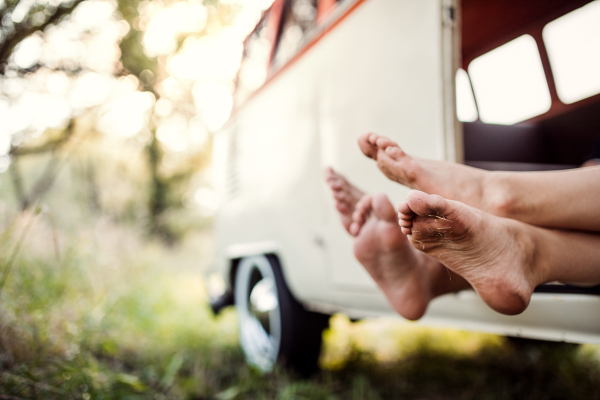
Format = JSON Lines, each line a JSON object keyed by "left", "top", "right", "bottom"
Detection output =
{"left": 273, "top": 0, "right": 318, "bottom": 67}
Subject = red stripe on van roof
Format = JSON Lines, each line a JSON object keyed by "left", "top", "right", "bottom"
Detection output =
{"left": 233, "top": 0, "right": 369, "bottom": 115}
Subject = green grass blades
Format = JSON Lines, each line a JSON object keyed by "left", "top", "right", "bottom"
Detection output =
{"left": 2, "top": 228, "right": 600, "bottom": 399}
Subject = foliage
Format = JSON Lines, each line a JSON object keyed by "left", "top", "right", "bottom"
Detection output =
{"left": 0, "top": 0, "right": 88, "bottom": 73}
{"left": 2, "top": 239, "right": 600, "bottom": 400}
{"left": 0, "top": 0, "right": 241, "bottom": 239}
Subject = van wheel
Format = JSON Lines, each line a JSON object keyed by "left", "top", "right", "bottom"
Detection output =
{"left": 234, "top": 254, "right": 330, "bottom": 376}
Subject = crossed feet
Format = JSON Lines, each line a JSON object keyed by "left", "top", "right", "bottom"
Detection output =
{"left": 326, "top": 168, "right": 469, "bottom": 320}
{"left": 327, "top": 133, "right": 550, "bottom": 317}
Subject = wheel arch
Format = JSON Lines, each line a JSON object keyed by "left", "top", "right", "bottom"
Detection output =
{"left": 228, "top": 253, "right": 288, "bottom": 300}
{"left": 223, "top": 240, "right": 283, "bottom": 290}
{"left": 222, "top": 241, "right": 331, "bottom": 316}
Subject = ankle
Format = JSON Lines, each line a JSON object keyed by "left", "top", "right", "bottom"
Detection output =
{"left": 426, "top": 258, "right": 455, "bottom": 298}
{"left": 483, "top": 172, "right": 519, "bottom": 218}
{"left": 513, "top": 222, "right": 545, "bottom": 289}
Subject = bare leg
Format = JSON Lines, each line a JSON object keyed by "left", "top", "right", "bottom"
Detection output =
{"left": 350, "top": 194, "right": 470, "bottom": 320}
{"left": 398, "top": 190, "right": 600, "bottom": 315}
{"left": 324, "top": 167, "right": 366, "bottom": 233}
{"left": 358, "top": 132, "right": 600, "bottom": 232}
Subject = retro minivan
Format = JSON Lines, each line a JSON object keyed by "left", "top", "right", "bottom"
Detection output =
{"left": 211, "top": 0, "right": 600, "bottom": 373}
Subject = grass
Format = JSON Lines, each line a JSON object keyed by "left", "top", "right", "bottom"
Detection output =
{"left": 0, "top": 213, "right": 241, "bottom": 399}
{"left": 2, "top": 215, "right": 600, "bottom": 400}
{"left": 1, "top": 156, "right": 600, "bottom": 399}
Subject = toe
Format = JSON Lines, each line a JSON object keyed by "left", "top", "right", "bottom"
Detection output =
{"left": 398, "top": 212, "right": 413, "bottom": 221}
{"left": 326, "top": 175, "right": 342, "bottom": 188}
{"left": 351, "top": 211, "right": 364, "bottom": 230}
{"left": 371, "top": 193, "right": 396, "bottom": 221}
{"left": 336, "top": 202, "right": 351, "bottom": 214}
{"left": 406, "top": 191, "right": 446, "bottom": 217}
{"left": 325, "top": 167, "right": 344, "bottom": 184}
{"left": 425, "top": 194, "right": 447, "bottom": 214}
{"left": 355, "top": 196, "right": 371, "bottom": 217}
{"left": 352, "top": 203, "right": 366, "bottom": 224}
{"left": 333, "top": 190, "right": 348, "bottom": 201}
{"left": 351, "top": 196, "right": 372, "bottom": 230}
{"left": 397, "top": 201, "right": 414, "bottom": 219}
{"left": 398, "top": 201, "right": 414, "bottom": 235}
{"left": 375, "top": 136, "right": 396, "bottom": 149}
{"left": 330, "top": 180, "right": 343, "bottom": 189}
{"left": 384, "top": 145, "right": 405, "bottom": 159}
{"left": 399, "top": 219, "right": 412, "bottom": 228}
{"left": 368, "top": 133, "right": 379, "bottom": 145}
{"left": 375, "top": 150, "right": 398, "bottom": 179}
{"left": 356, "top": 194, "right": 371, "bottom": 209}
{"left": 358, "top": 133, "right": 378, "bottom": 159}
{"left": 349, "top": 222, "right": 360, "bottom": 236}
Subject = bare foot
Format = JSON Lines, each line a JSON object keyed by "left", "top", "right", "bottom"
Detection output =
{"left": 357, "top": 133, "right": 510, "bottom": 216}
{"left": 398, "top": 190, "right": 543, "bottom": 315}
{"left": 325, "top": 167, "right": 365, "bottom": 233}
{"left": 351, "top": 193, "right": 469, "bottom": 320}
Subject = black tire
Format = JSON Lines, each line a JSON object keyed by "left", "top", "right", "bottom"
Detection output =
{"left": 234, "top": 254, "right": 330, "bottom": 376}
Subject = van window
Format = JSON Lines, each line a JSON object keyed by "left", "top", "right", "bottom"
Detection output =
{"left": 273, "top": 0, "right": 318, "bottom": 67}
{"left": 236, "top": 13, "right": 273, "bottom": 102}
{"left": 543, "top": 0, "right": 600, "bottom": 104}
{"left": 455, "top": 68, "right": 478, "bottom": 122}
{"left": 468, "top": 35, "right": 551, "bottom": 125}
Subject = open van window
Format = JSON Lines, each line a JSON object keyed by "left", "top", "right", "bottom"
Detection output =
{"left": 468, "top": 35, "right": 551, "bottom": 125}
{"left": 455, "top": 68, "right": 478, "bottom": 123}
{"left": 543, "top": 0, "right": 600, "bottom": 104}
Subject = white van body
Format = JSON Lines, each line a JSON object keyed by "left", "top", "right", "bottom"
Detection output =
{"left": 212, "top": 0, "right": 600, "bottom": 349}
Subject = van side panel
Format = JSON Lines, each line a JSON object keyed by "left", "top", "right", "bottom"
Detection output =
{"left": 314, "top": 0, "right": 446, "bottom": 290}
{"left": 214, "top": 0, "right": 448, "bottom": 309}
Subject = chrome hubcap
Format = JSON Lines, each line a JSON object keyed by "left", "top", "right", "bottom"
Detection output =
{"left": 235, "top": 256, "right": 282, "bottom": 372}
{"left": 249, "top": 277, "right": 278, "bottom": 334}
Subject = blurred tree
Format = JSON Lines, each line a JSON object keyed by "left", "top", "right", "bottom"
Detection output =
{"left": 8, "top": 120, "right": 76, "bottom": 210}
{"left": 1, "top": 0, "right": 90, "bottom": 210}
{"left": 115, "top": 0, "right": 168, "bottom": 237}
{"left": 119, "top": 0, "right": 207, "bottom": 239}
{"left": 0, "top": 0, "right": 88, "bottom": 74}
{"left": 116, "top": 0, "right": 240, "bottom": 240}
{"left": 0, "top": 0, "right": 248, "bottom": 238}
